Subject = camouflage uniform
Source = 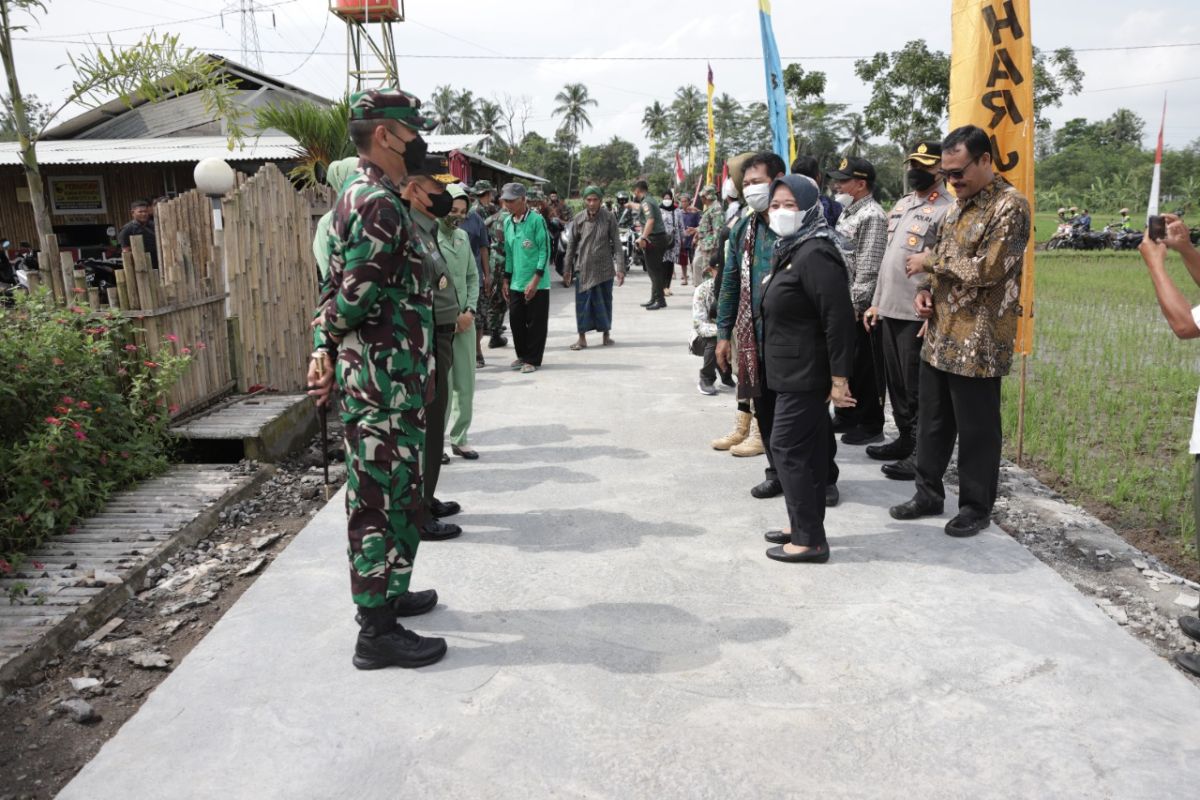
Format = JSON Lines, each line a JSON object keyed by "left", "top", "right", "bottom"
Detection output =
{"left": 483, "top": 205, "right": 510, "bottom": 339}
{"left": 313, "top": 90, "right": 437, "bottom": 609}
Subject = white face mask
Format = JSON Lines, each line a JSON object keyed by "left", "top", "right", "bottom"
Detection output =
{"left": 744, "top": 183, "right": 770, "bottom": 212}
{"left": 661, "top": 199, "right": 673, "bottom": 208}
{"left": 834, "top": 193, "right": 854, "bottom": 209}
{"left": 768, "top": 208, "right": 803, "bottom": 238}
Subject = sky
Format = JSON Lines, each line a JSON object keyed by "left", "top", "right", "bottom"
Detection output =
{"left": 9, "top": 0, "right": 1200, "bottom": 157}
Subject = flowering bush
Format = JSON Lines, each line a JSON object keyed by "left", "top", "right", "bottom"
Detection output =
{"left": 0, "top": 290, "right": 192, "bottom": 564}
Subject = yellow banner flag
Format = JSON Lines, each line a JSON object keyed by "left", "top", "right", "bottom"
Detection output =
{"left": 949, "top": 0, "right": 1036, "bottom": 355}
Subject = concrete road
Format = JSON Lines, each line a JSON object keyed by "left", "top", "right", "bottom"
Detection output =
{"left": 61, "top": 272, "right": 1200, "bottom": 799}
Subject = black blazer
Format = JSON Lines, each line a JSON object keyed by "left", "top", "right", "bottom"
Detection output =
{"left": 760, "top": 237, "right": 855, "bottom": 394}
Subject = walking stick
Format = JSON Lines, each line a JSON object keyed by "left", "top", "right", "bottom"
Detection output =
{"left": 310, "top": 352, "right": 333, "bottom": 501}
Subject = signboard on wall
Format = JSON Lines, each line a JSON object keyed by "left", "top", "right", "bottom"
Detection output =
{"left": 49, "top": 176, "right": 107, "bottom": 215}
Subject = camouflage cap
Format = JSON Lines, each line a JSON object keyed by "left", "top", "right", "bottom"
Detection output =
{"left": 471, "top": 179, "right": 495, "bottom": 195}
{"left": 701, "top": 183, "right": 717, "bottom": 197}
{"left": 348, "top": 88, "right": 438, "bottom": 132}
{"left": 527, "top": 185, "right": 546, "bottom": 202}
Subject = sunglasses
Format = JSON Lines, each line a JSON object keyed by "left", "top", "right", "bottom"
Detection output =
{"left": 939, "top": 155, "right": 982, "bottom": 181}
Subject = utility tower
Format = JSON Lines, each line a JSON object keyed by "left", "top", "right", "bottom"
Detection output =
{"left": 222, "top": 0, "right": 273, "bottom": 69}
{"left": 329, "top": 1, "right": 404, "bottom": 93}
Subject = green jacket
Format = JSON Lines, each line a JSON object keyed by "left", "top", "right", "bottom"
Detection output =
{"left": 411, "top": 209, "right": 460, "bottom": 326}
{"left": 437, "top": 223, "right": 480, "bottom": 314}
{"left": 503, "top": 209, "right": 551, "bottom": 292}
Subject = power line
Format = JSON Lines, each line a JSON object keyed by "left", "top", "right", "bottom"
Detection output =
{"left": 274, "top": 7, "right": 331, "bottom": 77}
{"left": 32, "top": 0, "right": 296, "bottom": 40}
{"left": 1083, "top": 75, "right": 1200, "bottom": 94}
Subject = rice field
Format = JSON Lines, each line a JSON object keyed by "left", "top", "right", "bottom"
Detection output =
{"left": 1001, "top": 249, "right": 1200, "bottom": 558}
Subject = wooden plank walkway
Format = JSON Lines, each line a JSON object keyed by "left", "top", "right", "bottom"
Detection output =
{"left": 0, "top": 464, "right": 269, "bottom": 688}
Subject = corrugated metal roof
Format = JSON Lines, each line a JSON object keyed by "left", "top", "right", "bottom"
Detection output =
{"left": 458, "top": 148, "right": 548, "bottom": 184}
{"left": 0, "top": 134, "right": 490, "bottom": 166}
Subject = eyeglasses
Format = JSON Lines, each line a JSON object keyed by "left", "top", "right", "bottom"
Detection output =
{"left": 939, "top": 155, "right": 982, "bottom": 181}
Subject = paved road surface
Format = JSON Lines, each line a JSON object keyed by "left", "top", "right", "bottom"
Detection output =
{"left": 61, "top": 273, "right": 1200, "bottom": 799}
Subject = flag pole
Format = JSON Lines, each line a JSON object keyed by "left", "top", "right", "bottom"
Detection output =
{"left": 1017, "top": 354, "right": 1027, "bottom": 464}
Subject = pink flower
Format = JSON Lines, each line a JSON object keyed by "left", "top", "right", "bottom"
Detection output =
{"left": 143, "top": 361, "right": 159, "bottom": 369}
{"left": 195, "top": 341, "right": 207, "bottom": 351}
{"left": 69, "top": 305, "right": 86, "bottom": 314}
{"left": 60, "top": 396, "right": 74, "bottom": 406}
{"left": 123, "top": 344, "right": 138, "bottom": 352}
{"left": 77, "top": 400, "right": 90, "bottom": 410}
{"left": 165, "top": 333, "right": 179, "bottom": 343}
{"left": 180, "top": 347, "right": 191, "bottom": 355}
{"left": 168, "top": 404, "right": 180, "bottom": 414}
{"left": 72, "top": 287, "right": 85, "bottom": 295}
{"left": 74, "top": 430, "right": 87, "bottom": 441}
{"left": 45, "top": 416, "right": 61, "bottom": 426}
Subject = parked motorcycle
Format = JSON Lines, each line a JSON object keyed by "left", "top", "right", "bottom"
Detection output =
{"left": 80, "top": 256, "right": 124, "bottom": 299}
{"left": 1104, "top": 222, "right": 1143, "bottom": 250}
{"left": 0, "top": 240, "right": 32, "bottom": 305}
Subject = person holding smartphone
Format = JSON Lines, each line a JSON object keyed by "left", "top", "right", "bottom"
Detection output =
{"left": 1139, "top": 213, "right": 1200, "bottom": 678}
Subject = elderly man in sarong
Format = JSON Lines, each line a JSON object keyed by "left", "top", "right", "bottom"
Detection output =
{"left": 563, "top": 185, "right": 626, "bottom": 349}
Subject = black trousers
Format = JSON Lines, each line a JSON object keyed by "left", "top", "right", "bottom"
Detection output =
{"left": 914, "top": 362, "right": 1003, "bottom": 518}
{"left": 756, "top": 376, "right": 839, "bottom": 487}
{"left": 880, "top": 317, "right": 924, "bottom": 438}
{"left": 699, "top": 337, "right": 717, "bottom": 383}
{"left": 644, "top": 238, "right": 668, "bottom": 304}
{"left": 509, "top": 288, "right": 549, "bottom": 367}
{"left": 423, "top": 326, "right": 456, "bottom": 509}
{"left": 834, "top": 323, "right": 884, "bottom": 431}
{"left": 770, "top": 390, "right": 831, "bottom": 548}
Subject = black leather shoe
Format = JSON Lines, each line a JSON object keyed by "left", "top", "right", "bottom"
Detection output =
{"left": 646, "top": 301, "right": 666, "bottom": 310}
{"left": 1180, "top": 615, "right": 1200, "bottom": 644}
{"left": 945, "top": 512, "right": 990, "bottom": 537}
{"left": 353, "top": 627, "right": 447, "bottom": 670}
{"left": 430, "top": 498, "right": 461, "bottom": 518}
{"left": 866, "top": 437, "right": 914, "bottom": 461}
{"left": 841, "top": 426, "right": 884, "bottom": 445}
{"left": 825, "top": 484, "right": 839, "bottom": 507}
{"left": 1176, "top": 651, "right": 1200, "bottom": 678}
{"left": 487, "top": 335, "right": 508, "bottom": 349}
{"left": 764, "top": 529, "right": 790, "bottom": 544}
{"left": 640, "top": 300, "right": 655, "bottom": 307}
{"left": 889, "top": 497, "right": 943, "bottom": 520}
{"left": 420, "top": 519, "right": 462, "bottom": 541}
{"left": 440, "top": 452, "right": 450, "bottom": 465}
{"left": 751, "top": 478, "right": 783, "bottom": 499}
{"left": 881, "top": 457, "right": 917, "bottom": 481}
{"left": 765, "top": 544, "right": 830, "bottom": 563}
{"left": 831, "top": 415, "right": 854, "bottom": 434}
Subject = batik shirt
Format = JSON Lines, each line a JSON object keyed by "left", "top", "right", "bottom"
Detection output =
{"left": 835, "top": 194, "right": 889, "bottom": 313}
{"left": 313, "top": 158, "right": 433, "bottom": 461}
{"left": 694, "top": 202, "right": 724, "bottom": 266}
{"left": 921, "top": 175, "right": 1030, "bottom": 379}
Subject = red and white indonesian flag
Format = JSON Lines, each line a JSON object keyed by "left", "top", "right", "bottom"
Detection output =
{"left": 1147, "top": 94, "right": 1166, "bottom": 222}
{"left": 674, "top": 151, "right": 686, "bottom": 186}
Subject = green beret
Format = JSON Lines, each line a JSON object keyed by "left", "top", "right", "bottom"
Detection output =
{"left": 349, "top": 88, "right": 438, "bottom": 131}
{"left": 583, "top": 185, "right": 602, "bottom": 198}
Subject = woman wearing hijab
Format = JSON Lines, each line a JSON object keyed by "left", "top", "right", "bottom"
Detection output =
{"left": 659, "top": 189, "right": 685, "bottom": 296}
{"left": 439, "top": 184, "right": 481, "bottom": 459}
{"left": 760, "top": 174, "right": 857, "bottom": 563}
{"left": 311, "top": 156, "right": 360, "bottom": 285}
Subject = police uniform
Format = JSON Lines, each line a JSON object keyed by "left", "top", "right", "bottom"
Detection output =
{"left": 868, "top": 141, "right": 953, "bottom": 471}
{"left": 312, "top": 88, "right": 447, "bottom": 669}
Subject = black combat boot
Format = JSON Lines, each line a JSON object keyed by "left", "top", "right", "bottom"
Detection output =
{"left": 353, "top": 605, "right": 447, "bottom": 670}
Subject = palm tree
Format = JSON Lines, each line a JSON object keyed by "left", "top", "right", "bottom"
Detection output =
{"left": 254, "top": 96, "right": 354, "bottom": 188}
{"left": 642, "top": 100, "right": 670, "bottom": 155}
{"left": 841, "top": 112, "right": 870, "bottom": 158}
{"left": 455, "top": 89, "right": 481, "bottom": 133}
{"left": 670, "top": 86, "right": 706, "bottom": 174}
{"left": 713, "top": 92, "right": 742, "bottom": 166}
{"left": 474, "top": 99, "right": 507, "bottom": 158}
{"left": 552, "top": 82, "right": 597, "bottom": 197}
{"left": 430, "top": 85, "right": 458, "bottom": 133}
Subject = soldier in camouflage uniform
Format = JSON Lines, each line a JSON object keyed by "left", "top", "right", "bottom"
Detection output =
{"left": 307, "top": 87, "right": 447, "bottom": 670}
{"left": 478, "top": 181, "right": 510, "bottom": 348}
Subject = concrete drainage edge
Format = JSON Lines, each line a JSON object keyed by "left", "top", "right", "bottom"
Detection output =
{"left": 0, "top": 464, "right": 276, "bottom": 691}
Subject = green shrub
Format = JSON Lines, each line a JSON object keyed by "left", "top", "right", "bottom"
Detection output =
{"left": 0, "top": 289, "right": 192, "bottom": 569}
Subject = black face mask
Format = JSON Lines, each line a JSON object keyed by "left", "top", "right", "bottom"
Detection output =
{"left": 907, "top": 169, "right": 936, "bottom": 191}
{"left": 426, "top": 188, "right": 454, "bottom": 218}
{"left": 402, "top": 133, "right": 428, "bottom": 174}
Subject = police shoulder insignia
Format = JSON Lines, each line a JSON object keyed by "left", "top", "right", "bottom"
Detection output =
{"left": 839, "top": 158, "right": 849, "bottom": 171}
{"left": 929, "top": 191, "right": 939, "bottom": 201}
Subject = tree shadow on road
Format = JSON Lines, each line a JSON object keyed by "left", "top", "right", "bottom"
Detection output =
{"left": 457, "top": 508, "right": 703, "bottom": 553}
{"left": 426, "top": 602, "right": 791, "bottom": 674}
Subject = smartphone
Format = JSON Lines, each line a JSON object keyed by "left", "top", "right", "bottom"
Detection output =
{"left": 1148, "top": 215, "right": 1167, "bottom": 242}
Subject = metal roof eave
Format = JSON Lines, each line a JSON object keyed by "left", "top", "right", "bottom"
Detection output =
{"left": 458, "top": 148, "right": 547, "bottom": 184}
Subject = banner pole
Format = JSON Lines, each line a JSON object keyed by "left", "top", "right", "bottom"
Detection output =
{"left": 1016, "top": 353, "right": 1028, "bottom": 465}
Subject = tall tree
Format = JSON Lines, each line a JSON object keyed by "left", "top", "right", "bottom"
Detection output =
{"left": 854, "top": 40, "right": 950, "bottom": 150}
{"left": 474, "top": 98, "right": 507, "bottom": 158}
{"left": 429, "top": 85, "right": 458, "bottom": 133}
{"left": 552, "top": 82, "right": 597, "bottom": 197}
{"left": 0, "top": 91, "right": 48, "bottom": 141}
{"left": 0, "top": 0, "right": 243, "bottom": 250}
{"left": 498, "top": 93, "right": 533, "bottom": 162}
{"left": 642, "top": 100, "right": 670, "bottom": 156}
{"left": 1032, "top": 47, "right": 1084, "bottom": 126}
{"left": 578, "top": 136, "right": 640, "bottom": 192}
{"left": 670, "top": 85, "right": 706, "bottom": 175}
{"left": 841, "top": 112, "right": 870, "bottom": 158}
{"left": 712, "top": 92, "right": 742, "bottom": 170}
{"left": 454, "top": 89, "right": 481, "bottom": 133}
{"left": 1102, "top": 108, "right": 1145, "bottom": 150}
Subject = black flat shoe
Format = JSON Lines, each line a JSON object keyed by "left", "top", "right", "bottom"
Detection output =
{"left": 825, "top": 484, "right": 840, "bottom": 507}
{"left": 420, "top": 519, "right": 462, "bottom": 541}
{"left": 646, "top": 301, "right": 666, "bottom": 310}
{"left": 945, "top": 513, "right": 990, "bottom": 538}
{"left": 430, "top": 498, "right": 461, "bottom": 518}
{"left": 751, "top": 478, "right": 783, "bottom": 499}
{"left": 1174, "top": 651, "right": 1200, "bottom": 678}
{"left": 889, "top": 497, "right": 943, "bottom": 520}
{"left": 831, "top": 415, "right": 854, "bottom": 434}
{"left": 866, "top": 437, "right": 914, "bottom": 461}
{"left": 487, "top": 335, "right": 508, "bottom": 349}
{"left": 1179, "top": 615, "right": 1200, "bottom": 644}
{"left": 765, "top": 544, "right": 830, "bottom": 563}
{"left": 440, "top": 452, "right": 450, "bottom": 464}
{"left": 452, "top": 445, "right": 480, "bottom": 460}
{"left": 640, "top": 300, "right": 655, "bottom": 307}
{"left": 764, "top": 529, "right": 790, "bottom": 544}
{"left": 841, "top": 427, "right": 884, "bottom": 445}
{"left": 881, "top": 458, "right": 917, "bottom": 481}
